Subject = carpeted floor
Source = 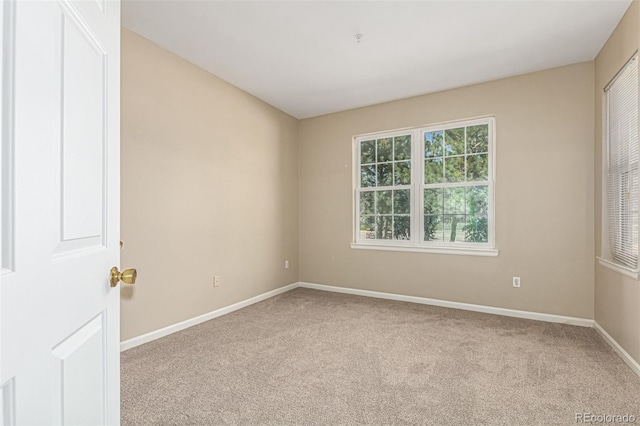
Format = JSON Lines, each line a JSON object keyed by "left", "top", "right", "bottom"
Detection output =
{"left": 121, "top": 288, "right": 640, "bottom": 425}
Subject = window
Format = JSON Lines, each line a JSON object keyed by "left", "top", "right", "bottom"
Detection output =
{"left": 353, "top": 117, "right": 496, "bottom": 256}
{"left": 600, "top": 54, "right": 639, "bottom": 278}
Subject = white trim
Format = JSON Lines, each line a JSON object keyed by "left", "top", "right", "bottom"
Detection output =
{"left": 119, "top": 281, "right": 640, "bottom": 378}
{"left": 353, "top": 130, "right": 417, "bottom": 244}
{"left": 601, "top": 54, "right": 639, "bottom": 272}
{"left": 1, "top": 0, "right": 16, "bottom": 273}
{"left": 354, "top": 115, "right": 495, "bottom": 139}
{"left": 298, "top": 282, "right": 593, "bottom": 327}
{"left": 353, "top": 116, "right": 496, "bottom": 250}
{"left": 120, "top": 282, "right": 299, "bottom": 352}
{"left": 597, "top": 256, "right": 640, "bottom": 280}
{"left": 594, "top": 322, "right": 640, "bottom": 378}
{"left": 604, "top": 51, "right": 639, "bottom": 91}
{"left": 350, "top": 242, "right": 499, "bottom": 257}
{"left": 1, "top": 377, "right": 15, "bottom": 426}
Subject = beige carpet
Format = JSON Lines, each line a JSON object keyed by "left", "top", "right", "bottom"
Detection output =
{"left": 121, "top": 288, "right": 640, "bottom": 425}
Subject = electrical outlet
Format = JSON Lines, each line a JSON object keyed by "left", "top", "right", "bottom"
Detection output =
{"left": 284, "top": 260, "right": 289, "bottom": 269}
{"left": 513, "top": 276, "right": 521, "bottom": 288}
{"left": 214, "top": 276, "right": 220, "bottom": 287}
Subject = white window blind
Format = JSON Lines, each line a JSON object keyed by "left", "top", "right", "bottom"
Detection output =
{"left": 606, "top": 54, "right": 639, "bottom": 270}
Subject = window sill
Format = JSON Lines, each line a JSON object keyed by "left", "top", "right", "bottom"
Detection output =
{"left": 350, "top": 242, "right": 499, "bottom": 257}
{"left": 597, "top": 257, "right": 639, "bottom": 280}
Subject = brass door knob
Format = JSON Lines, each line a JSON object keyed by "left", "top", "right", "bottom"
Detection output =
{"left": 110, "top": 267, "right": 137, "bottom": 287}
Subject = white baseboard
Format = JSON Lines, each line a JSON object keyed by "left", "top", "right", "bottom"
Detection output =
{"left": 594, "top": 322, "right": 640, "bottom": 377}
{"left": 120, "top": 282, "right": 299, "bottom": 352}
{"left": 121, "top": 280, "right": 640, "bottom": 378}
{"left": 298, "top": 282, "right": 594, "bottom": 327}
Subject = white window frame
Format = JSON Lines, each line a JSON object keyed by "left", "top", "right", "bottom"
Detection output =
{"left": 352, "top": 128, "right": 417, "bottom": 246}
{"left": 598, "top": 53, "right": 640, "bottom": 279}
{"left": 351, "top": 116, "right": 497, "bottom": 257}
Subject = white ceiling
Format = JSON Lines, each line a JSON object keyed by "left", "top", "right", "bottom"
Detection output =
{"left": 122, "top": 0, "right": 632, "bottom": 119}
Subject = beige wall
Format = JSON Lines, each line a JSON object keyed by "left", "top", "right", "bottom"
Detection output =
{"left": 120, "top": 29, "right": 299, "bottom": 341}
{"left": 122, "top": 7, "right": 640, "bottom": 359}
{"left": 299, "top": 63, "right": 595, "bottom": 319}
{"left": 594, "top": 0, "right": 640, "bottom": 363}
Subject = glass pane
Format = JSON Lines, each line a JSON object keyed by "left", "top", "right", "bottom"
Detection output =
{"left": 424, "top": 188, "right": 443, "bottom": 215}
{"left": 360, "top": 191, "right": 375, "bottom": 215}
{"left": 377, "top": 163, "right": 393, "bottom": 186}
{"left": 424, "top": 215, "right": 443, "bottom": 241}
{"left": 376, "top": 216, "right": 392, "bottom": 240}
{"left": 443, "top": 215, "right": 467, "bottom": 242}
{"left": 466, "top": 125, "right": 488, "bottom": 154}
{"left": 444, "top": 187, "right": 465, "bottom": 214}
{"left": 393, "top": 216, "right": 411, "bottom": 240}
{"left": 394, "top": 161, "right": 411, "bottom": 185}
{"left": 425, "top": 131, "right": 443, "bottom": 158}
{"left": 424, "top": 158, "right": 443, "bottom": 184}
{"left": 445, "top": 128, "right": 465, "bottom": 156}
{"left": 444, "top": 156, "right": 465, "bottom": 182}
{"left": 394, "top": 135, "right": 411, "bottom": 161}
{"left": 394, "top": 189, "right": 410, "bottom": 214}
{"left": 463, "top": 215, "right": 488, "bottom": 243}
{"left": 361, "top": 140, "right": 376, "bottom": 164}
{"left": 377, "top": 138, "right": 392, "bottom": 162}
{"left": 359, "top": 215, "right": 376, "bottom": 240}
{"left": 376, "top": 190, "right": 392, "bottom": 214}
{"left": 467, "top": 185, "right": 488, "bottom": 216}
{"left": 467, "top": 154, "right": 488, "bottom": 181}
{"left": 361, "top": 165, "right": 376, "bottom": 187}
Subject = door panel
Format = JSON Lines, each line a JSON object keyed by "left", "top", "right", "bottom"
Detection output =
{"left": 1, "top": 0, "right": 121, "bottom": 424}
{"left": 55, "top": 4, "right": 108, "bottom": 254}
{"left": 1, "top": 378, "right": 15, "bottom": 425}
{"left": 52, "top": 314, "right": 106, "bottom": 425}
{"left": 60, "top": 10, "right": 106, "bottom": 244}
{"left": 0, "top": 1, "right": 17, "bottom": 424}
{"left": 0, "top": 0, "right": 15, "bottom": 274}
{"left": 92, "top": 0, "right": 107, "bottom": 16}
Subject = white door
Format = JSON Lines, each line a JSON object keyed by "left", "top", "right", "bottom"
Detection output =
{"left": 1, "top": 0, "right": 123, "bottom": 424}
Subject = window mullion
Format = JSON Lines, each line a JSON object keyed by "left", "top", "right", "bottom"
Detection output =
{"left": 354, "top": 141, "right": 360, "bottom": 243}
{"left": 413, "top": 129, "right": 422, "bottom": 245}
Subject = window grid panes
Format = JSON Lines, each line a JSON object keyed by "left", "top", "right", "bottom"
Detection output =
{"left": 422, "top": 123, "right": 490, "bottom": 245}
{"left": 424, "top": 186, "right": 489, "bottom": 243}
{"left": 358, "top": 135, "right": 412, "bottom": 241}
{"left": 355, "top": 118, "right": 494, "bottom": 248}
